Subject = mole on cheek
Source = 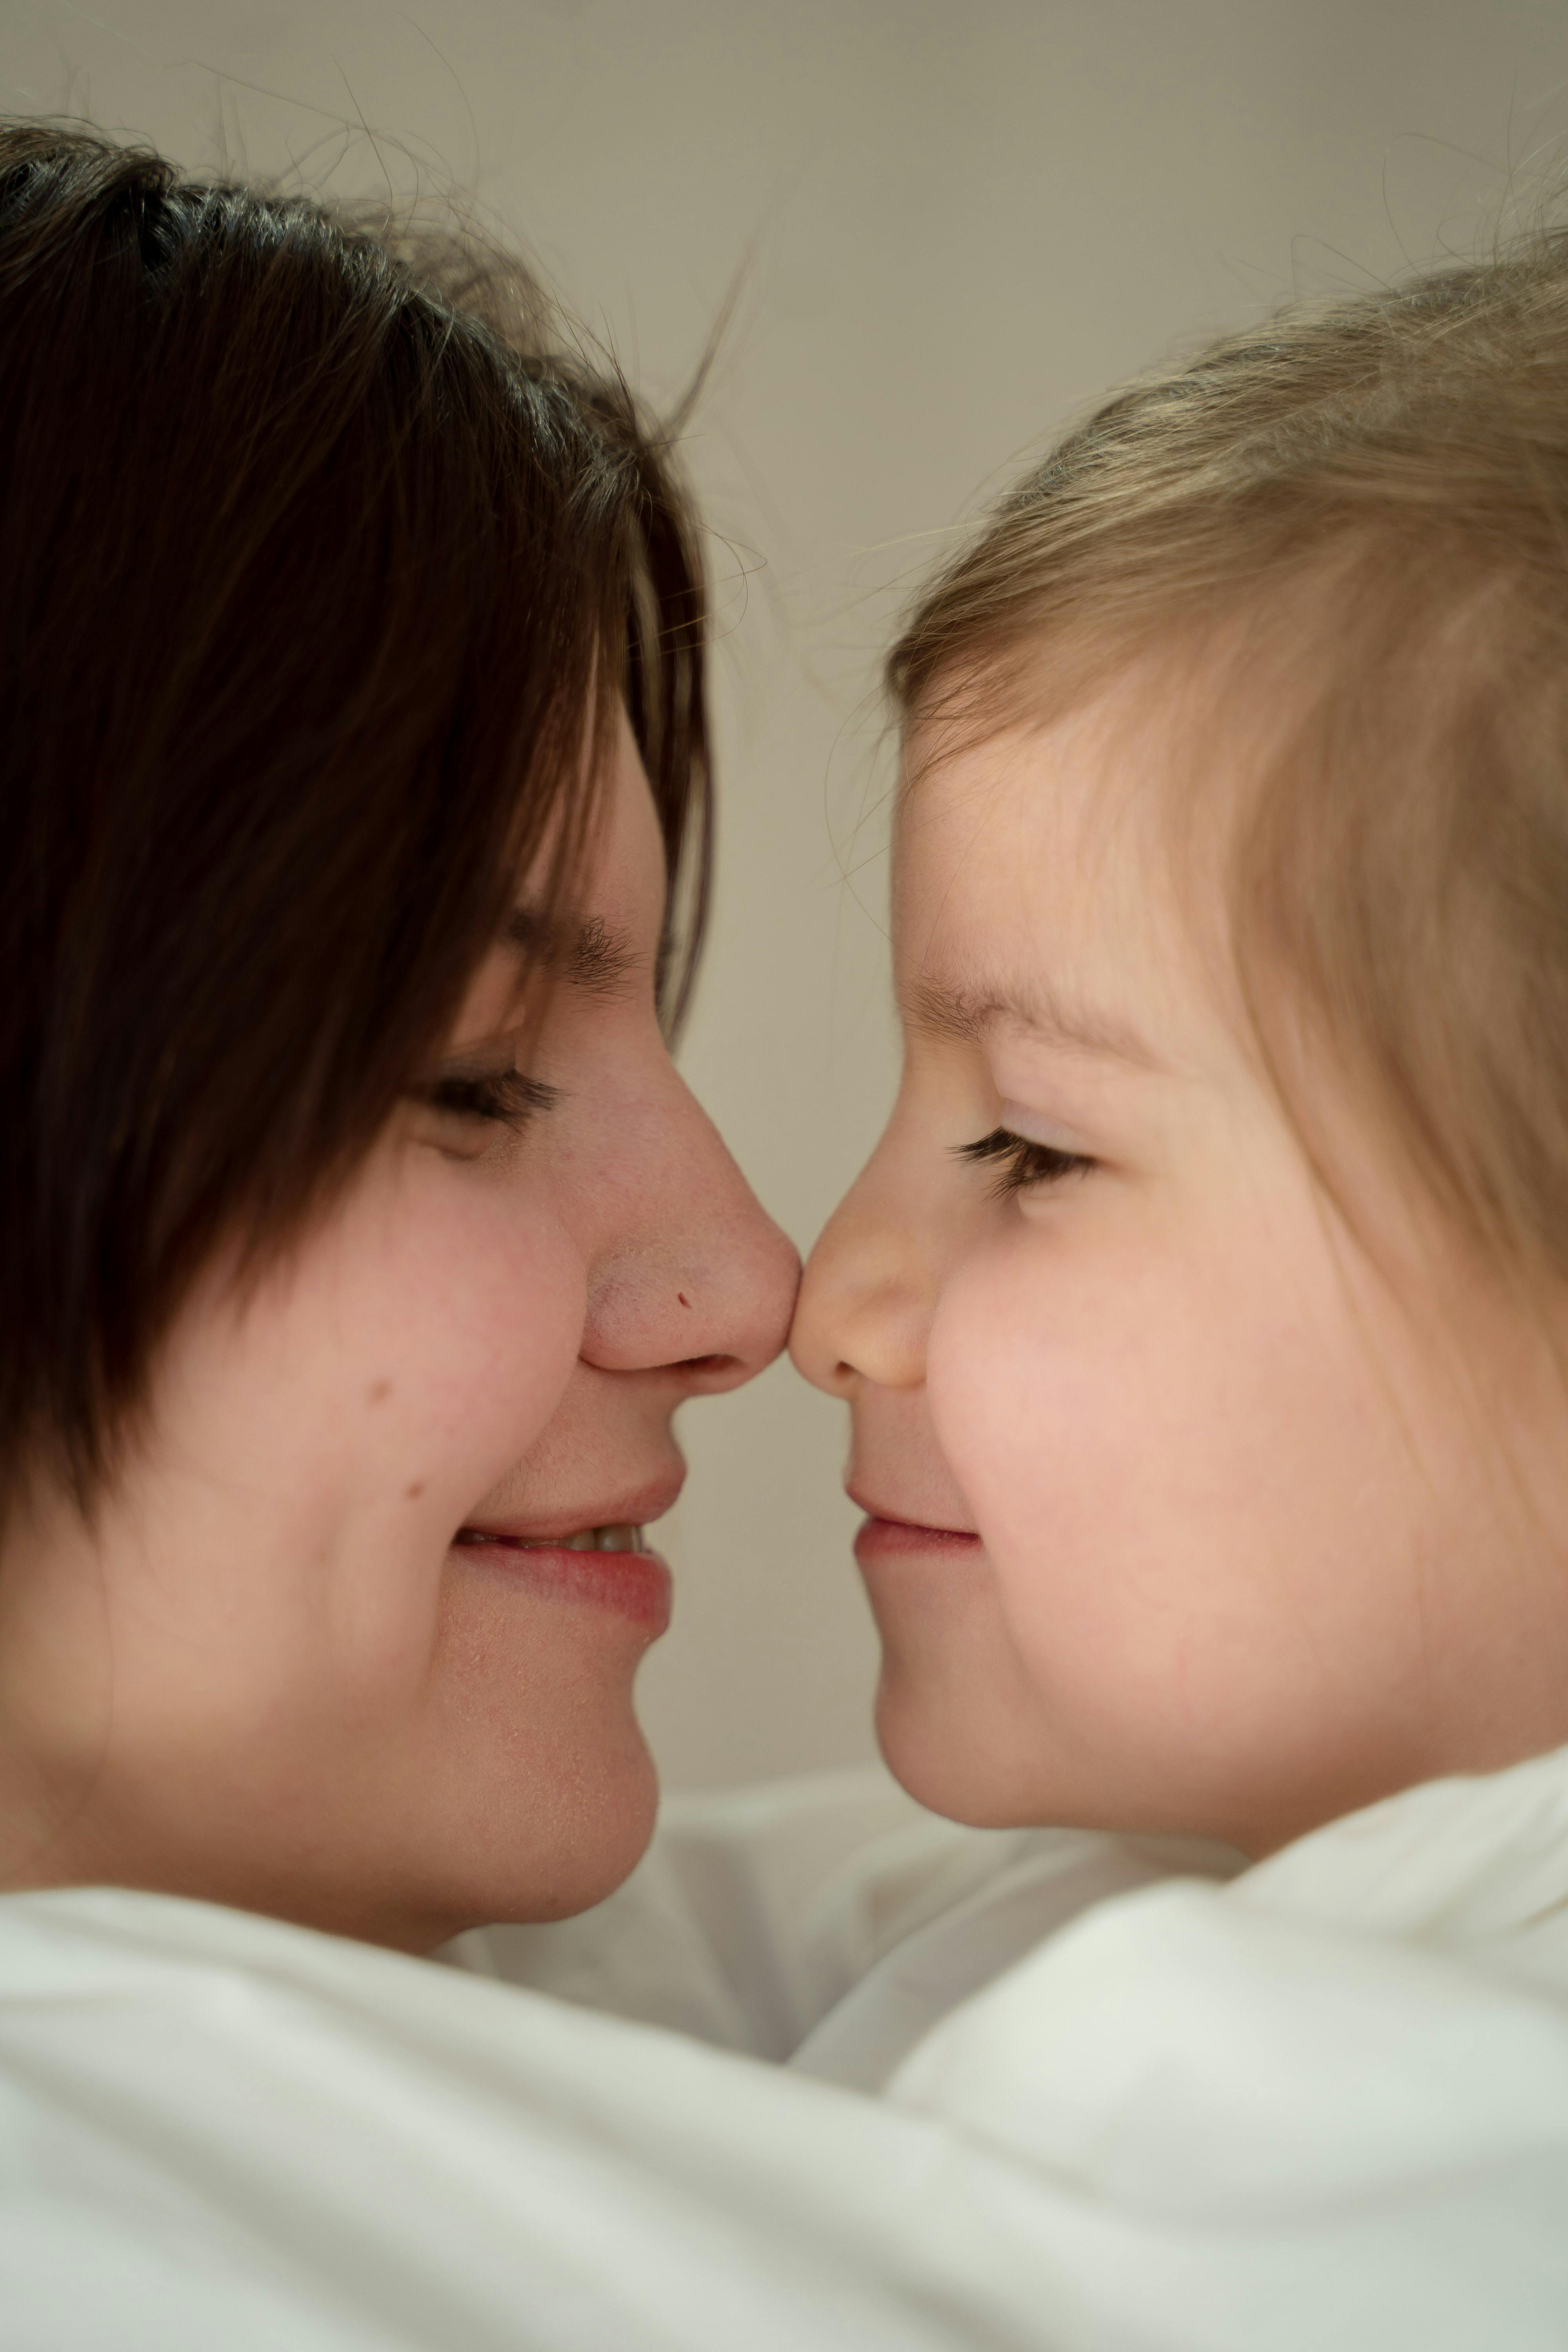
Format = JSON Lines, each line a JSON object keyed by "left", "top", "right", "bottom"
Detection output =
{"left": 405, "top": 1480, "right": 425, "bottom": 1500}
{"left": 367, "top": 1379, "right": 393, "bottom": 1406}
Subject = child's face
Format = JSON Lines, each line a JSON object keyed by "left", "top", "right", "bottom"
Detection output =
{"left": 793, "top": 679, "right": 1568, "bottom": 1855}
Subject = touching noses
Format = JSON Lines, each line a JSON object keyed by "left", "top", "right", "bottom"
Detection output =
{"left": 791, "top": 1134, "right": 933, "bottom": 1398}
{"left": 583, "top": 1077, "right": 800, "bottom": 1391}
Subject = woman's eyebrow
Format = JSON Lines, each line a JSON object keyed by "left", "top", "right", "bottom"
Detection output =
{"left": 502, "top": 904, "right": 641, "bottom": 996}
{"left": 904, "top": 973, "right": 1162, "bottom": 1068}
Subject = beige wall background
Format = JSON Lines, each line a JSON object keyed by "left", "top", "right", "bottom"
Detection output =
{"left": 5, "top": 0, "right": 1565, "bottom": 1785}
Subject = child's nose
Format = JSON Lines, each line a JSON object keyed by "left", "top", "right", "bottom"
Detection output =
{"left": 791, "top": 1169, "right": 931, "bottom": 1397}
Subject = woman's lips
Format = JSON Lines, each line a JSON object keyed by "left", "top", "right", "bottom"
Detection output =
{"left": 853, "top": 1514, "right": 983, "bottom": 1563}
{"left": 450, "top": 1527, "right": 671, "bottom": 1633}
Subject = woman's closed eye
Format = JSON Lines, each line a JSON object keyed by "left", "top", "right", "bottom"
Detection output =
{"left": 955, "top": 1126, "right": 1095, "bottom": 1195}
{"left": 414, "top": 1068, "right": 562, "bottom": 1127}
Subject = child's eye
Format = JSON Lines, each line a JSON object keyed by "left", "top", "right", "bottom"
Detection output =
{"left": 412, "top": 1069, "right": 562, "bottom": 1128}
{"left": 955, "top": 1125, "right": 1094, "bottom": 1196}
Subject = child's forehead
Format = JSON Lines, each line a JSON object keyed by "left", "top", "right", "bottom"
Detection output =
{"left": 895, "top": 700, "right": 1187, "bottom": 951}
{"left": 890, "top": 688, "right": 1252, "bottom": 1075}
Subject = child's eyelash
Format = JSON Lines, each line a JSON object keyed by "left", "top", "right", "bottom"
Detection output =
{"left": 416, "top": 1070, "right": 562, "bottom": 1127}
{"left": 955, "top": 1126, "right": 1094, "bottom": 1195}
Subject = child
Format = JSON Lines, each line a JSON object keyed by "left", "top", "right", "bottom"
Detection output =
{"left": 459, "top": 223, "right": 1568, "bottom": 2333}
{"left": 790, "top": 234, "right": 1568, "bottom": 1871}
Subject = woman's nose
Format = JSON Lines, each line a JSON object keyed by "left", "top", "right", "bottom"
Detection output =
{"left": 790, "top": 1147, "right": 932, "bottom": 1398}
{"left": 582, "top": 1083, "right": 799, "bottom": 1389}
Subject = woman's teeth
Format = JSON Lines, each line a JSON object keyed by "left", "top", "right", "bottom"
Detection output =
{"left": 459, "top": 1524, "right": 647, "bottom": 1553}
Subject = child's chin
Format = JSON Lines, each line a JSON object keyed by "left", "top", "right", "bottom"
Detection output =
{"left": 873, "top": 1670, "right": 1053, "bottom": 1829}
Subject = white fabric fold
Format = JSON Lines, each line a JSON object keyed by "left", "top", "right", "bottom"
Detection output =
{"left": 7, "top": 1744, "right": 1568, "bottom": 2347}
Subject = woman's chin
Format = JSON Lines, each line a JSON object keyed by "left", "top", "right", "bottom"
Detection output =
{"left": 487, "top": 1728, "right": 661, "bottom": 1927}
{"left": 400, "top": 1691, "right": 661, "bottom": 1947}
{"left": 270, "top": 1638, "right": 665, "bottom": 1953}
{"left": 394, "top": 1553, "right": 669, "bottom": 1933}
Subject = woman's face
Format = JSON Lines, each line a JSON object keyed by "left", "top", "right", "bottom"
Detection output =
{"left": 793, "top": 684, "right": 1568, "bottom": 1857}
{"left": 0, "top": 719, "right": 797, "bottom": 1950}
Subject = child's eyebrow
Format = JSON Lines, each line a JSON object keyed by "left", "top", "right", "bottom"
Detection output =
{"left": 904, "top": 973, "right": 1162, "bottom": 1069}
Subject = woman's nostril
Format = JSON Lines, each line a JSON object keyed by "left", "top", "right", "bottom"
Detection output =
{"left": 677, "top": 1352, "right": 737, "bottom": 1378}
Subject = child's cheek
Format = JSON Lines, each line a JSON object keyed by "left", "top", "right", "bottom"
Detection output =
{"left": 925, "top": 1209, "right": 1299, "bottom": 1695}
{"left": 927, "top": 1200, "right": 1423, "bottom": 1702}
{"left": 928, "top": 1238, "right": 1134, "bottom": 1646}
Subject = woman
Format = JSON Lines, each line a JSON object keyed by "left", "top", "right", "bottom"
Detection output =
{"left": 0, "top": 127, "right": 1058, "bottom": 2352}
{"left": 0, "top": 123, "right": 797, "bottom": 1950}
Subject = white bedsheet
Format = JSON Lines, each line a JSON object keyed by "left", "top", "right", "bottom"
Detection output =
{"left": 6, "top": 1746, "right": 1568, "bottom": 2347}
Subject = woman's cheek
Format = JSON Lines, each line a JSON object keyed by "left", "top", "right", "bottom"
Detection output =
{"left": 344, "top": 1164, "right": 588, "bottom": 1512}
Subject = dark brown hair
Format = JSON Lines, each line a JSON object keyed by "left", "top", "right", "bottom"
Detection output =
{"left": 889, "top": 236, "right": 1568, "bottom": 1288}
{"left": 0, "top": 123, "right": 711, "bottom": 1503}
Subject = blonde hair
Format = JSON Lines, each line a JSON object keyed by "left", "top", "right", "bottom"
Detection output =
{"left": 890, "top": 237, "right": 1568, "bottom": 1283}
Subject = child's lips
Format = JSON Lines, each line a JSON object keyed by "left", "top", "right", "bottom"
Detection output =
{"left": 846, "top": 1483, "right": 980, "bottom": 1543}
{"left": 852, "top": 1508, "right": 984, "bottom": 1561}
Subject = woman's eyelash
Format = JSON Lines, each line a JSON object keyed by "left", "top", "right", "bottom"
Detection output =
{"left": 954, "top": 1125, "right": 1094, "bottom": 1195}
{"left": 415, "top": 1070, "right": 562, "bottom": 1126}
